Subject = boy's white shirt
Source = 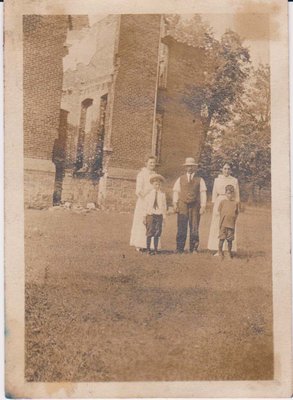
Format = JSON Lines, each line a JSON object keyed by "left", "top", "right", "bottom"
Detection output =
{"left": 172, "top": 173, "right": 207, "bottom": 206}
{"left": 143, "top": 189, "right": 167, "bottom": 218}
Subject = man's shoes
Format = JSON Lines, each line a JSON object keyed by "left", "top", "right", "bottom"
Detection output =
{"left": 175, "top": 249, "right": 184, "bottom": 254}
{"left": 189, "top": 249, "right": 199, "bottom": 254}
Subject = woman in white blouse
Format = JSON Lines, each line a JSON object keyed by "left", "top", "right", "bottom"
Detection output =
{"left": 130, "top": 156, "right": 157, "bottom": 251}
{"left": 207, "top": 162, "right": 240, "bottom": 255}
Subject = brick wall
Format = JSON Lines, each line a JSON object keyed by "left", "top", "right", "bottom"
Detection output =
{"left": 103, "top": 177, "right": 136, "bottom": 211}
{"left": 24, "top": 160, "right": 56, "bottom": 208}
{"left": 23, "top": 15, "right": 69, "bottom": 160}
{"left": 62, "top": 15, "right": 117, "bottom": 170}
{"left": 24, "top": 170, "right": 55, "bottom": 209}
{"left": 62, "top": 84, "right": 110, "bottom": 169}
{"left": 108, "top": 15, "right": 162, "bottom": 170}
{"left": 157, "top": 36, "right": 206, "bottom": 183}
{"left": 62, "top": 173, "right": 100, "bottom": 206}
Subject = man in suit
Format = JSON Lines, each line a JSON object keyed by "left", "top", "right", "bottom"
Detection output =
{"left": 173, "top": 157, "right": 207, "bottom": 254}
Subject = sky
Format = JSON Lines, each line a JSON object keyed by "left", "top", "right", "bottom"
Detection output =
{"left": 200, "top": 14, "right": 269, "bottom": 66}
{"left": 88, "top": 14, "right": 269, "bottom": 66}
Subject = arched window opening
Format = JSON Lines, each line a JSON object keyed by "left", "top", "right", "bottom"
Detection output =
{"left": 75, "top": 98, "right": 93, "bottom": 172}
{"left": 92, "top": 94, "right": 108, "bottom": 177}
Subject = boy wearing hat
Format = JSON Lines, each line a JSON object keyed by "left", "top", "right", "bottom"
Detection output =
{"left": 173, "top": 157, "right": 207, "bottom": 253}
{"left": 143, "top": 174, "right": 167, "bottom": 255}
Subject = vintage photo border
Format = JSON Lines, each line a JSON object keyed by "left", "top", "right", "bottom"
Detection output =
{"left": 4, "top": 0, "right": 292, "bottom": 397}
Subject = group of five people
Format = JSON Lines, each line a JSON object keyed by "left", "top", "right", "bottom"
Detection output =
{"left": 130, "top": 156, "right": 240, "bottom": 259}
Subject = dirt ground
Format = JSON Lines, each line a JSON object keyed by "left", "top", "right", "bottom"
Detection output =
{"left": 25, "top": 206, "right": 273, "bottom": 382}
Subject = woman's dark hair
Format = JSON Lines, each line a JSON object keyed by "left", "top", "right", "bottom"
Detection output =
{"left": 145, "top": 155, "right": 156, "bottom": 163}
{"left": 222, "top": 162, "right": 232, "bottom": 169}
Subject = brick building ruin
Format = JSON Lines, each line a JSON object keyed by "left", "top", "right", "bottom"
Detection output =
{"left": 24, "top": 15, "right": 208, "bottom": 210}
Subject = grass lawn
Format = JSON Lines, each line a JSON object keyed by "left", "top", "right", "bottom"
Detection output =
{"left": 25, "top": 206, "right": 273, "bottom": 381}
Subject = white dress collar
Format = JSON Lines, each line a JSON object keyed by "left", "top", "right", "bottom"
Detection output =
{"left": 218, "top": 174, "right": 233, "bottom": 179}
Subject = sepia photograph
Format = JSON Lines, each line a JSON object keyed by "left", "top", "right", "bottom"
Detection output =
{"left": 4, "top": 0, "right": 292, "bottom": 398}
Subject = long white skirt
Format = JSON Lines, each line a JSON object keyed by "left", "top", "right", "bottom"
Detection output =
{"left": 130, "top": 197, "right": 160, "bottom": 249}
{"left": 207, "top": 195, "right": 237, "bottom": 252}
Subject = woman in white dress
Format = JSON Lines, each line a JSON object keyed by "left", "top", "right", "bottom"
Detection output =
{"left": 130, "top": 156, "right": 157, "bottom": 251}
{"left": 207, "top": 163, "right": 240, "bottom": 255}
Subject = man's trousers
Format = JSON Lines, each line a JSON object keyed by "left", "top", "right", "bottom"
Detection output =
{"left": 176, "top": 201, "right": 201, "bottom": 252}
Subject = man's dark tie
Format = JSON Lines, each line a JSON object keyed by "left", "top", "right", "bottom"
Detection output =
{"left": 153, "top": 191, "right": 158, "bottom": 209}
{"left": 189, "top": 173, "right": 192, "bottom": 183}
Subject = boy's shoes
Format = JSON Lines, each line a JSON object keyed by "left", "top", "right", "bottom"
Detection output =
{"left": 147, "top": 250, "right": 155, "bottom": 256}
{"left": 213, "top": 252, "right": 220, "bottom": 257}
{"left": 136, "top": 248, "right": 146, "bottom": 253}
{"left": 227, "top": 252, "right": 233, "bottom": 259}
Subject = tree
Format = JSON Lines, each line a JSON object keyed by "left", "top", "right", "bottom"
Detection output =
{"left": 165, "top": 16, "right": 270, "bottom": 202}
{"left": 164, "top": 15, "right": 251, "bottom": 133}
{"left": 164, "top": 14, "right": 215, "bottom": 50}
{"left": 200, "top": 64, "right": 271, "bottom": 202}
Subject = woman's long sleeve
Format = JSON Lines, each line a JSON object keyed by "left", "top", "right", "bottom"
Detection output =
{"left": 211, "top": 179, "right": 218, "bottom": 203}
{"left": 172, "top": 178, "right": 180, "bottom": 204}
{"left": 235, "top": 180, "right": 240, "bottom": 202}
{"left": 135, "top": 172, "right": 144, "bottom": 197}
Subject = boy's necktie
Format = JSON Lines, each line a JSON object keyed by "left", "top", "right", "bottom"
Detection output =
{"left": 153, "top": 191, "right": 158, "bottom": 210}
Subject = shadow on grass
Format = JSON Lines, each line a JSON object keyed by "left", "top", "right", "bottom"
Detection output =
{"left": 236, "top": 249, "right": 268, "bottom": 259}
{"left": 133, "top": 248, "right": 268, "bottom": 258}
{"left": 158, "top": 249, "right": 178, "bottom": 255}
{"left": 137, "top": 249, "right": 175, "bottom": 255}
{"left": 141, "top": 249, "right": 209, "bottom": 256}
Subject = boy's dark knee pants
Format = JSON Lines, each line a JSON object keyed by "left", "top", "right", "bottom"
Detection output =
{"left": 146, "top": 215, "right": 163, "bottom": 238}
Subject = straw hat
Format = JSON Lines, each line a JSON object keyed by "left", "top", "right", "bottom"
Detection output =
{"left": 183, "top": 157, "right": 198, "bottom": 166}
{"left": 150, "top": 174, "right": 165, "bottom": 183}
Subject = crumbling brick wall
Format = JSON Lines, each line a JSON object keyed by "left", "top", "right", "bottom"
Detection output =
{"left": 157, "top": 36, "right": 206, "bottom": 182}
{"left": 61, "top": 15, "right": 117, "bottom": 170}
{"left": 23, "top": 15, "right": 69, "bottom": 161}
{"left": 108, "top": 15, "right": 162, "bottom": 170}
{"left": 23, "top": 15, "right": 90, "bottom": 208}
